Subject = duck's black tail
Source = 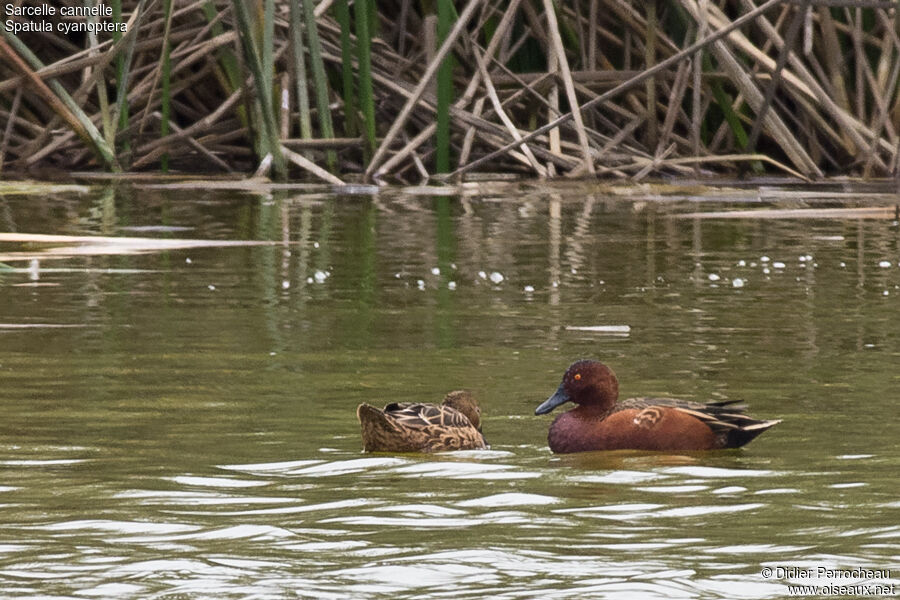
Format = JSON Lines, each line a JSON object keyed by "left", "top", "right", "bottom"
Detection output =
{"left": 723, "top": 418, "right": 782, "bottom": 448}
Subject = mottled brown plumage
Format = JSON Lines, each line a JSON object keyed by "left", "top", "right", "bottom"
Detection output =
{"left": 357, "top": 390, "right": 488, "bottom": 453}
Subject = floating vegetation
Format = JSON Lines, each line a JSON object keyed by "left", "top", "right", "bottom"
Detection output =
{"left": 678, "top": 207, "right": 900, "bottom": 219}
{"left": 2, "top": 0, "right": 900, "bottom": 182}
{"left": 0, "top": 181, "right": 91, "bottom": 195}
{"left": 0, "top": 232, "right": 285, "bottom": 261}
{"left": 0, "top": 323, "right": 88, "bottom": 328}
{"left": 565, "top": 325, "right": 632, "bottom": 334}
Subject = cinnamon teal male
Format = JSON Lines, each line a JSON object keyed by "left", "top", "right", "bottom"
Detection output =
{"left": 357, "top": 390, "right": 488, "bottom": 452}
{"left": 535, "top": 360, "right": 780, "bottom": 453}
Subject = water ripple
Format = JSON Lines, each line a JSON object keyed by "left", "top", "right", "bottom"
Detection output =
{"left": 288, "top": 458, "right": 409, "bottom": 477}
{"left": 660, "top": 466, "right": 777, "bottom": 478}
{"left": 655, "top": 503, "right": 765, "bottom": 518}
{"left": 391, "top": 461, "right": 540, "bottom": 480}
{"left": 36, "top": 520, "right": 198, "bottom": 535}
{"left": 456, "top": 493, "right": 560, "bottom": 508}
{"left": 168, "top": 475, "right": 271, "bottom": 488}
{"left": 320, "top": 515, "right": 474, "bottom": 529}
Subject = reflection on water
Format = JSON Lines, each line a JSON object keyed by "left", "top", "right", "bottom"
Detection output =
{"left": 1, "top": 181, "right": 899, "bottom": 598}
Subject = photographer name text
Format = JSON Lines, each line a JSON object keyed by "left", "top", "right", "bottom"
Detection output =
{"left": 763, "top": 567, "right": 892, "bottom": 579}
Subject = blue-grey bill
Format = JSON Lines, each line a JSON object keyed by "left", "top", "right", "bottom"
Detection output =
{"left": 535, "top": 383, "right": 570, "bottom": 415}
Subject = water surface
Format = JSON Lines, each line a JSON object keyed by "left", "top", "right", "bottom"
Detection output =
{"left": 1, "top": 181, "right": 898, "bottom": 598}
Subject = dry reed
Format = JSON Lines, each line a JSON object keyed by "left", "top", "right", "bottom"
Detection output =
{"left": 2, "top": 0, "right": 900, "bottom": 183}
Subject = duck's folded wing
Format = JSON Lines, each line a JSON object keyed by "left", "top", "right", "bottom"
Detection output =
{"left": 384, "top": 403, "right": 473, "bottom": 429}
{"left": 621, "top": 396, "right": 742, "bottom": 411}
{"left": 622, "top": 397, "right": 770, "bottom": 436}
{"left": 632, "top": 406, "right": 664, "bottom": 429}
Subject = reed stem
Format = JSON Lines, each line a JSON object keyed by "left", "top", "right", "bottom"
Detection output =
{"left": 356, "top": 0, "right": 376, "bottom": 161}
{"left": 302, "top": 0, "right": 337, "bottom": 171}
{"left": 335, "top": 0, "right": 358, "bottom": 138}
{"left": 436, "top": 0, "right": 454, "bottom": 173}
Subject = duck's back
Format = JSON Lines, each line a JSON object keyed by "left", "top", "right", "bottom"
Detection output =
{"left": 358, "top": 402, "right": 487, "bottom": 452}
{"left": 383, "top": 402, "right": 474, "bottom": 429}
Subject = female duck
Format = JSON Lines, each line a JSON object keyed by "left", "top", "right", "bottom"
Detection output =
{"left": 535, "top": 360, "right": 780, "bottom": 453}
{"left": 358, "top": 390, "right": 487, "bottom": 452}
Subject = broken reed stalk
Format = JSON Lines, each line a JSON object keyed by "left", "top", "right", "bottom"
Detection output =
{"left": 0, "top": 35, "right": 120, "bottom": 170}
{"left": 542, "top": 0, "right": 594, "bottom": 174}
{"left": 645, "top": 0, "right": 659, "bottom": 151}
{"left": 160, "top": 0, "right": 173, "bottom": 171}
{"left": 3, "top": 0, "right": 900, "bottom": 181}
{"left": 0, "top": 86, "right": 22, "bottom": 172}
{"left": 451, "top": 0, "right": 785, "bottom": 177}
{"left": 472, "top": 46, "right": 547, "bottom": 176}
{"left": 365, "top": 0, "right": 484, "bottom": 177}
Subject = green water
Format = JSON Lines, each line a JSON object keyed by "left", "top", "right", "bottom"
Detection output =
{"left": 0, "top": 181, "right": 898, "bottom": 598}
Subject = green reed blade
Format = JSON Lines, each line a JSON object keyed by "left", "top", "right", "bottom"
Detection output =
{"left": 231, "top": 0, "right": 286, "bottom": 177}
{"left": 703, "top": 54, "right": 763, "bottom": 174}
{"left": 356, "top": 0, "right": 375, "bottom": 160}
{"left": 201, "top": 1, "right": 247, "bottom": 131}
{"left": 289, "top": 0, "right": 312, "bottom": 141}
{"left": 263, "top": 0, "right": 274, "bottom": 97}
{"left": 436, "top": 0, "right": 455, "bottom": 173}
{"left": 334, "top": 0, "right": 357, "bottom": 138}
{"left": 301, "top": 0, "right": 337, "bottom": 171}
{"left": 110, "top": 0, "right": 139, "bottom": 159}
{"left": 202, "top": 1, "right": 242, "bottom": 91}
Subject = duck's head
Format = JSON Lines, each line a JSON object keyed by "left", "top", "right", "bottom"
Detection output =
{"left": 442, "top": 390, "right": 482, "bottom": 430}
{"left": 535, "top": 360, "right": 619, "bottom": 415}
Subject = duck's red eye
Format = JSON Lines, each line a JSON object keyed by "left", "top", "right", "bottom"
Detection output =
{"left": 574, "top": 373, "right": 581, "bottom": 381}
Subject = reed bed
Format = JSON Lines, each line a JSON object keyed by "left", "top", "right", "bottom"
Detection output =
{"left": 1, "top": 0, "right": 899, "bottom": 183}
